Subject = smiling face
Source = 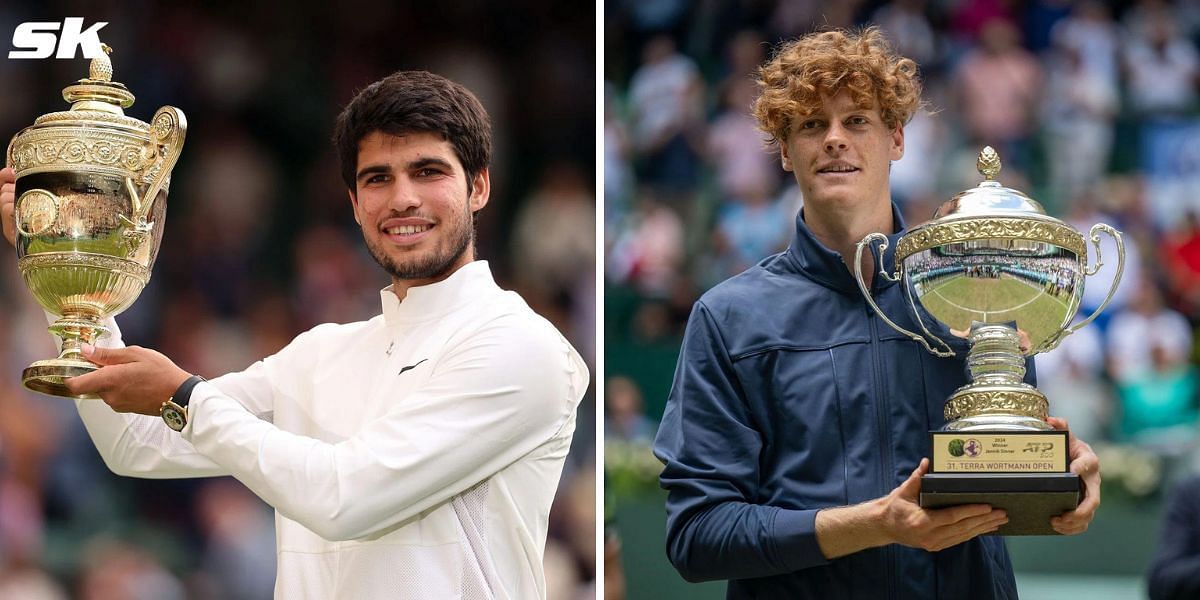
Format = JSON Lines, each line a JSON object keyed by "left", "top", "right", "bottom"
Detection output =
{"left": 350, "top": 131, "right": 489, "bottom": 291}
{"left": 780, "top": 89, "right": 904, "bottom": 214}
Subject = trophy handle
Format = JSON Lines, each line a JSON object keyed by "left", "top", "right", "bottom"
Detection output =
{"left": 132, "top": 106, "right": 187, "bottom": 223}
{"left": 1046, "top": 223, "right": 1125, "bottom": 350}
{"left": 854, "top": 233, "right": 955, "bottom": 357}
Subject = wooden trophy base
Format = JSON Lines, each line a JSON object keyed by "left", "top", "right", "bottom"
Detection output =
{"left": 919, "top": 430, "right": 1080, "bottom": 535}
{"left": 920, "top": 472, "right": 1080, "bottom": 535}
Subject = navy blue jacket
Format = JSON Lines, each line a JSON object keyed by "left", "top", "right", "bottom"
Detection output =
{"left": 1148, "top": 476, "right": 1200, "bottom": 600}
{"left": 654, "top": 207, "right": 1027, "bottom": 599}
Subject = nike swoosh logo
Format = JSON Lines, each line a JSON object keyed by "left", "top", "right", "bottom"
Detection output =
{"left": 399, "top": 358, "right": 428, "bottom": 375}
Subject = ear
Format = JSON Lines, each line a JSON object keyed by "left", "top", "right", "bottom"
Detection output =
{"left": 469, "top": 168, "right": 491, "bottom": 212}
{"left": 347, "top": 189, "right": 361, "bottom": 225}
{"left": 780, "top": 141, "right": 794, "bottom": 172}
{"left": 890, "top": 125, "right": 905, "bottom": 161}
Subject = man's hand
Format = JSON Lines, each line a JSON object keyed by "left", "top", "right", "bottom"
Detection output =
{"left": 1046, "top": 416, "right": 1100, "bottom": 534}
{"left": 816, "top": 458, "right": 1008, "bottom": 559}
{"left": 64, "top": 344, "right": 192, "bottom": 416}
{"left": 876, "top": 458, "right": 1009, "bottom": 552}
{"left": 1, "top": 166, "right": 15, "bottom": 246}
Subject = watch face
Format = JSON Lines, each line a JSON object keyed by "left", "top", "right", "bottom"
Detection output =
{"left": 162, "top": 404, "right": 186, "bottom": 431}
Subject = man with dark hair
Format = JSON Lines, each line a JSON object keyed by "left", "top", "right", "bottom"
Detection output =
{"left": 653, "top": 28, "right": 1099, "bottom": 598}
{"left": 0, "top": 70, "right": 588, "bottom": 599}
{"left": 333, "top": 70, "right": 492, "bottom": 195}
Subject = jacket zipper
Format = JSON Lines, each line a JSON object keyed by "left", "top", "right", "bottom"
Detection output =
{"left": 867, "top": 303, "right": 898, "bottom": 600}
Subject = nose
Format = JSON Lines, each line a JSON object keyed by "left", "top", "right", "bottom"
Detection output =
{"left": 386, "top": 176, "right": 422, "bottom": 212}
{"left": 824, "top": 122, "right": 848, "bottom": 153}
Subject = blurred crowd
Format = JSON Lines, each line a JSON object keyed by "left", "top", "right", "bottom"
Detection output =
{"left": 0, "top": 1, "right": 595, "bottom": 599}
{"left": 605, "top": 0, "right": 1200, "bottom": 492}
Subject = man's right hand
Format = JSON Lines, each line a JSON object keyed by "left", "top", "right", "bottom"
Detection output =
{"left": 876, "top": 458, "right": 1008, "bottom": 552}
{"left": 1, "top": 167, "right": 15, "bottom": 247}
{"left": 815, "top": 458, "right": 1008, "bottom": 559}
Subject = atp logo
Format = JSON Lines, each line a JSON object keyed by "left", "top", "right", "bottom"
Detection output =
{"left": 9, "top": 18, "right": 108, "bottom": 59}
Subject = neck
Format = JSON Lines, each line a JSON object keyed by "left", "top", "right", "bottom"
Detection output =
{"left": 389, "top": 254, "right": 476, "bottom": 302}
{"left": 804, "top": 198, "right": 895, "bottom": 265}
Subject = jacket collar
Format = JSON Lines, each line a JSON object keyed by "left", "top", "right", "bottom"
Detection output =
{"left": 785, "top": 203, "right": 908, "bottom": 296}
{"left": 381, "top": 260, "right": 496, "bottom": 326}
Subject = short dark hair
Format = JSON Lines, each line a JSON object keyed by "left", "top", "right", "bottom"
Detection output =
{"left": 333, "top": 70, "right": 492, "bottom": 192}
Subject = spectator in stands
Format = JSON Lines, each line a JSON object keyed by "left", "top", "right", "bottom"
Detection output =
{"left": 955, "top": 19, "right": 1042, "bottom": 174}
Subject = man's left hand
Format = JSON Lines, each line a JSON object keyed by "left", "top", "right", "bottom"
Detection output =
{"left": 1046, "top": 416, "right": 1100, "bottom": 535}
{"left": 65, "top": 344, "right": 192, "bottom": 416}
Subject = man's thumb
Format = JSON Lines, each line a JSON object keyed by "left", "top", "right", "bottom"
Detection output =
{"left": 896, "top": 458, "right": 928, "bottom": 499}
{"left": 81, "top": 343, "right": 130, "bottom": 366}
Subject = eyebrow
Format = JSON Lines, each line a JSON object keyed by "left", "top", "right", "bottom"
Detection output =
{"left": 355, "top": 158, "right": 455, "bottom": 183}
{"left": 356, "top": 164, "right": 392, "bottom": 183}
{"left": 408, "top": 157, "right": 454, "bottom": 172}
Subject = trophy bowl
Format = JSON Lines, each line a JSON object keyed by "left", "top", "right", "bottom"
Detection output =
{"left": 854, "top": 147, "right": 1124, "bottom": 534}
{"left": 856, "top": 147, "right": 1123, "bottom": 431}
{"left": 6, "top": 44, "right": 185, "bottom": 398}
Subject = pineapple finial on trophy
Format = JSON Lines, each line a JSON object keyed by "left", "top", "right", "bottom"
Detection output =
{"left": 63, "top": 41, "right": 134, "bottom": 113}
{"left": 977, "top": 145, "right": 1002, "bottom": 181}
{"left": 89, "top": 43, "right": 114, "bottom": 82}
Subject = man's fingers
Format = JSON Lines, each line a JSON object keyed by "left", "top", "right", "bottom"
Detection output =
{"left": 1, "top": 176, "right": 13, "bottom": 247}
{"left": 1, "top": 201, "right": 13, "bottom": 245}
{"left": 932, "top": 514, "right": 1007, "bottom": 550}
{"left": 916, "top": 508, "right": 1007, "bottom": 552}
{"left": 1067, "top": 436, "right": 1098, "bottom": 474}
{"left": 0, "top": 167, "right": 13, "bottom": 184}
{"left": 63, "top": 367, "right": 117, "bottom": 395}
{"left": 1054, "top": 490, "right": 1100, "bottom": 528}
{"left": 949, "top": 509, "right": 1008, "bottom": 534}
{"left": 1076, "top": 487, "right": 1100, "bottom": 515}
{"left": 1050, "top": 514, "right": 1089, "bottom": 535}
{"left": 925, "top": 502, "right": 996, "bottom": 527}
{"left": 81, "top": 343, "right": 140, "bottom": 366}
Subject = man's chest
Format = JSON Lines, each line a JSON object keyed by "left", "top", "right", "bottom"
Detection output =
{"left": 274, "top": 321, "right": 466, "bottom": 440}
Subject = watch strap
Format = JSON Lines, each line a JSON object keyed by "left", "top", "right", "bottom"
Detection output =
{"left": 171, "top": 374, "right": 206, "bottom": 408}
{"left": 161, "top": 375, "right": 205, "bottom": 432}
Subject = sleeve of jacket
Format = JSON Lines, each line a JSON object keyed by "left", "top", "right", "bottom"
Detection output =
{"left": 653, "top": 301, "right": 828, "bottom": 583}
{"left": 71, "top": 316, "right": 280, "bottom": 479}
{"left": 179, "top": 314, "right": 588, "bottom": 542}
{"left": 1148, "top": 477, "right": 1200, "bottom": 600}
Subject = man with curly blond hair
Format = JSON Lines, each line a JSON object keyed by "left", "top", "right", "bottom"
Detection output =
{"left": 654, "top": 27, "right": 1099, "bottom": 598}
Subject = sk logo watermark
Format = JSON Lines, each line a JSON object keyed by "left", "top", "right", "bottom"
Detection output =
{"left": 9, "top": 18, "right": 108, "bottom": 59}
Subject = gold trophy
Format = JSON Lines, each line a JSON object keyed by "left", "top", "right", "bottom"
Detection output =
{"left": 854, "top": 147, "right": 1124, "bottom": 534}
{"left": 5, "top": 43, "right": 186, "bottom": 398}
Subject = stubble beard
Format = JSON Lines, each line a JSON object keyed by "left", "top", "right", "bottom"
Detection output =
{"left": 365, "top": 213, "right": 474, "bottom": 281}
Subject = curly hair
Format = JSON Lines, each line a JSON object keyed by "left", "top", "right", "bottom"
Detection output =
{"left": 752, "top": 27, "right": 922, "bottom": 145}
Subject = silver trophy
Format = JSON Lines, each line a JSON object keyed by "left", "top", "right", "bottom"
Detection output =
{"left": 854, "top": 147, "right": 1124, "bottom": 534}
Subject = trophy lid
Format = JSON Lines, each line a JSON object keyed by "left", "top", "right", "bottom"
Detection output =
{"left": 894, "top": 146, "right": 1085, "bottom": 261}
{"left": 931, "top": 146, "right": 1048, "bottom": 219}
{"left": 7, "top": 42, "right": 159, "bottom": 178}
{"left": 60, "top": 43, "right": 136, "bottom": 115}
